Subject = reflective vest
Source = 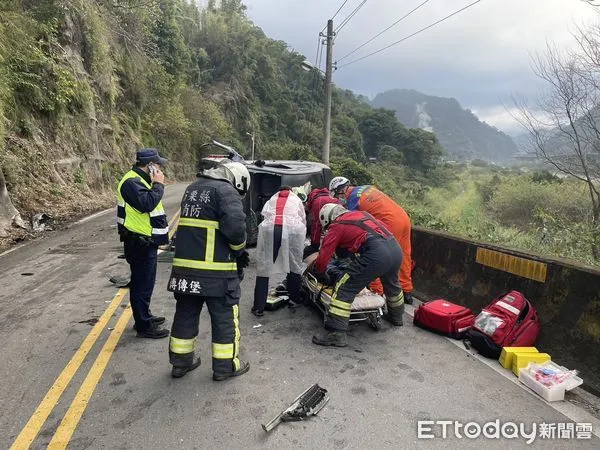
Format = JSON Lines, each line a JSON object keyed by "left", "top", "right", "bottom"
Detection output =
{"left": 116, "top": 170, "right": 168, "bottom": 245}
{"left": 170, "top": 179, "right": 242, "bottom": 284}
{"left": 345, "top": 185, "right": 371, "bottom": 211}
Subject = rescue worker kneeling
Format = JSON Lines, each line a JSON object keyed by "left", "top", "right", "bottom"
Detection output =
{"left": 167, "top": 160, "right": 251, "bottom": 380}
{"left": 312, "top": 204, "right": 405, "bottom": 347}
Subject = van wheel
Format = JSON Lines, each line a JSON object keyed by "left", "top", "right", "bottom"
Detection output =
{"left": 246, "top": 210, "right": 259, "bottom": 248}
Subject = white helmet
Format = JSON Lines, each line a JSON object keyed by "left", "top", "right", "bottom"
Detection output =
{"left": 223, "top": 162, "right": 251, "bottom": 195}
{"left": 329, "top": 176, "right": 350, "bottom": 196}
{"left": 319, "top": 204, "right": 348, "bottom": 229}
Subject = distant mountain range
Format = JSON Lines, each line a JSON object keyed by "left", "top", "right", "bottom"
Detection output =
{"left": 371, "top": 89, "right": 519, "bottom": 163}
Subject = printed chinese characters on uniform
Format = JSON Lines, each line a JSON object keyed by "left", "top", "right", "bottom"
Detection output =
{"left": 169, "top": 277, "right": 202, "bottom": 294}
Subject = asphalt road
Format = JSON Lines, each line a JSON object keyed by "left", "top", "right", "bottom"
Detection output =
{"left": 1, "top": 183, "right": 599, "bottom": 449}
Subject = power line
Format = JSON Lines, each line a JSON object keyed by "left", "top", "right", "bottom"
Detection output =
{"left": 331, "top": 0, "right": 351, "bottom": 20}
{"left": 317, "top": 37, "right": 325, "bottom": 70}
{"left": 337, "top": 0, "right": 430, "bottom": 63}
{"left": 314, "top": 34, "right": 322, "bottom": 68}
{"left": 338, "top": 0, "right": 483, "bottom": 69}
{"left": 321, "top": 0, "right": 351, "bottom": 33}
{"left": 335, "top": 0, "right": 367, "bottom": 34}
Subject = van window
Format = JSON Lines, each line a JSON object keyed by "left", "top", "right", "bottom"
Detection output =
{"left": 281, "top": 172, "right": 329, "bottom": 190}
{"left": 249, "top": 173, "right": 282, "bottom": 212}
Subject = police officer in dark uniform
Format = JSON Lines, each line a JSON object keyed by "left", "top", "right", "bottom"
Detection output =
{"left": 117, "top": 148, "right": 170, "bottom": 339}
{"left": 167, "top": 160, "right": 251, "bottom": 380}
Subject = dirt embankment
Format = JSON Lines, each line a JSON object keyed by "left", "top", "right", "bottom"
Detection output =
{"left": 0, "top": 190, "right": 115, "bottom": 254}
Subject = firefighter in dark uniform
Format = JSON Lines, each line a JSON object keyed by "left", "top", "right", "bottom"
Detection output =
{"left": 311, "top": 204, "right": 405, "bottom": 347}
{"left": 167, "top": 160, "right": 251, "bottom": 380}
{"left": 116, "top": 148, "right": 170, "bottom": 339}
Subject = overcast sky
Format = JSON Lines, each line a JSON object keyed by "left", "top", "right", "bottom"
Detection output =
{"left": 242, "top": 0, "right": 597, "bottom": 135}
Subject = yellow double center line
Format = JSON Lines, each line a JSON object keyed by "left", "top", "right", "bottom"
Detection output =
{"left": 9, "top": 289, "right": 128, "bottom": 449}
{"left": 47, "top": 306, "right": 133, "bottom": 448}
{"left": 10, "top": 210, "right": 180, "bottom": 449}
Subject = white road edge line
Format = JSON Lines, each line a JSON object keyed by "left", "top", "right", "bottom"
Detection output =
{"left": 74, "top": 208, "right": 113, "bottom": 225}
{"left": 0, "top": 243, "right": 26, "bottom": 258}
{"left": 405, "top": 302, "right": 600, "bottom": 438}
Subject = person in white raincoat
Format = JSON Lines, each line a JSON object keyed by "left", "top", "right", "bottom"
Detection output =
{"left": 251, "top": 186, "right": 307, "bottom": 316}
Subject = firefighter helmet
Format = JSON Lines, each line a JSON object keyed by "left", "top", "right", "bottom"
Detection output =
{"left": 329, "top": 176, "right": 350, "bottom": 196}
{"left": 223, "top": 162, "right": 251, "bottom": 195}
{"left": 319, "top": 203, "right": 348, "bottom": 229}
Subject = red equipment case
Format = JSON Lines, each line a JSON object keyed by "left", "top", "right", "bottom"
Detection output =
{"left": 413, "top": 299, "right": 475, "bottom": 339}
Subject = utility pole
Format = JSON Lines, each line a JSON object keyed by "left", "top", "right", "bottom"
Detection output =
{"left": 246, "top": 132, "right": 255, "bottom": 160}
{"left": 322, "top": 19, "right": 334, "bottom": 166}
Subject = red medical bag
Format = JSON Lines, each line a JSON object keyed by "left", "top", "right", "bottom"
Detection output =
{"left": 413, "top": 299, "right": 475, "bottom": 339}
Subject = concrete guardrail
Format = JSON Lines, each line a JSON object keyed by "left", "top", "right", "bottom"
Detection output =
{"left": 411, "top": 226, "right": 600, "bottom": 396}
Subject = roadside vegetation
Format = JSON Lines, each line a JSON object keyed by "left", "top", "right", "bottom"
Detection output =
{"left": 0, "top": 0, "right": 598, "bottom": 268}
{"left": 0, "top": 0, "right": 441, "bottom": 239}
{"left": 368, "top": 162, "right": 597, "bottom": 267}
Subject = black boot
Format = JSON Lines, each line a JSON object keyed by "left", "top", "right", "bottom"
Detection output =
{"left": 404, "top": 292, "right": 414, "bottom": 305}
{"left": 213, "top": 360, "right": 250, "bottom": 381}
{"left": 150, "top": 315, "right": 166, "bottom": 325}
{"left": 312, "top": 330, "right": 348, "bottom": 347}
{"left": 172, "top": 358, "right": 201, "bottom": 378}
{"left": 133, "top": 316, "right": 166, "bottom": 331}
{"left": 136, "top": 323, "right": 170, "bottom": 339}
{"left": 274, "top": 279, "right": 288, "bottom": 296}
{"left": 383, "top": 304, "right": 404, "bottom": 326}
{"left": 287, "top": 272, "right": 303, "bottom": 308}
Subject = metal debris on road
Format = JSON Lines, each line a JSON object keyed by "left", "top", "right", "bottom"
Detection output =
{"left": 32, "top": 213, "right": 53, "bottom": 232}
{"left": 262, "top": 384, "right": 330, "bottom": 432}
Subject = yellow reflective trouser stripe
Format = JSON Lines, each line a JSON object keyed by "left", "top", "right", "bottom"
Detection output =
{"left": 330, "top": 300, "right": 352, "bottom": 318}
{"left": 229, "top": 241, "right": 246, "bottom": 251}
{"left": 233, "top": 305, "right": 240, "bottom": 371}
{"left": 206, "top": 228, "right": 215, "bottom": 262}
{"left": 330, "top": 273, "right": 352, "bottom": 318}
{"left": 211, "top": 305, "right": 240, "bottom": 368}
{"left": 335, "top": 273, "right": 350, "bottom": 293}
{"left": 212, "top": 343, "right": 234, "bottom": 359}
{"left": 330, "top": 298, "right": 351, "bottom": 311}
{"left": 387, "top": 292, "right": 405, "bottom": 307}
{"left": 178, "top": 217, "right": 219, "bottom": 229}
{"left": 172, "top": 258, "right": 237, "bottom": 271}
{"left": 169, "top": 337, "right": 195, "bottom": 354}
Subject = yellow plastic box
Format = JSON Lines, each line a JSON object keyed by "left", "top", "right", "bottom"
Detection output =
{"left": 512, "top": 352, "right": 551, "bottom": 376}
{"left": 499, "top": 347, "right": 539, "bottom": 369}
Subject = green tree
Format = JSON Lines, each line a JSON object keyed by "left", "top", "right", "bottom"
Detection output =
{"left": 153, "top": 0, "right": 190, "bottom": 77}
{"left": 398, "top": 128, "right": 445, "bottom": 173}
{"left": 330, "top": 157, "right": 373, "bottom": 185}
{"left": 358, "top": 108, "right": 401, "bottom": 158}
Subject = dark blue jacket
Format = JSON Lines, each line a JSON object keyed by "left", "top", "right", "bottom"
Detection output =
{"left": 120, "top": 167, "right": 164, "bottom": 213}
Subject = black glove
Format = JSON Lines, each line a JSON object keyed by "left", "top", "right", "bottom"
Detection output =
{"left": 236, "top": 250, "right": 250, "bottom": 269}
